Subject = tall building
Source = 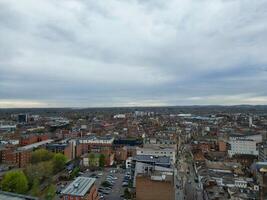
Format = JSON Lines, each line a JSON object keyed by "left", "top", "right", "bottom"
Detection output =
{"left": 18, "top": 114, "right": 28, "bottom": 123}
{"left": 228, "top": 134, "right": 262, "bottom": 157}
{"left": 249, "top": 116, "right": 253, "bottom": 128}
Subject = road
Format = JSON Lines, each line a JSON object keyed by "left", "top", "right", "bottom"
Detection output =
{"left": 176, "top": 144, "right": 203, "bottom": 200}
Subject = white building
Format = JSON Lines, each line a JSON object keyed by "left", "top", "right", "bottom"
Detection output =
{"left": 249, "top": 116, "right": 253, "bottom": 127}
{"left": 136, "top": 146, "right": 176, "bottom": 163}
{"left": 79, "top": 136, "right": 114, "bottom": 145}
{"left": 228, "top": 135, "right": 260, "bottom": 157}
{"left": 113, "top": 114, "right": 126, "bottom": 119}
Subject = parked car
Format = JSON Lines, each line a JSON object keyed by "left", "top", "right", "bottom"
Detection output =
{"left": 122, "top": 182, "right": 128, "bottom": 187}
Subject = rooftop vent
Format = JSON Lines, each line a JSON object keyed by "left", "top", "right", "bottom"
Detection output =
{"left": 73, "top": 183, "right": 79, "bottom": 189}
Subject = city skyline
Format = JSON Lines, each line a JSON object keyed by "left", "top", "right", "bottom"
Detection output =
{"left": 1, "top": 0, "right": 267, "bottom": 108}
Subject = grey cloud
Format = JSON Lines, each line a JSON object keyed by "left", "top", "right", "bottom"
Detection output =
{"left": 0, "top": 0, "right": 267, "bottom": 107}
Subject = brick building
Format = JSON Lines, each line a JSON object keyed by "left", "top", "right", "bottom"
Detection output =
{"left": 136, "top": 175, "right": 175, "bottom": 200}
{"left": 61, "top": 177, "right": 99, "bottom": 200}
{"left": 79, "top": 136, "right": 115, "bottom": 166}
{"left": 46, "top": 139, "right": 83, "bottom": 161}
{"left": 20, "top": 134, "right": 49, "bottom": 146}
{"left": 1, "top": 139, "right": 52, "bottom": 167}
{"left": 218, "top": 140, "right": 227, "bottom": 152}
{"left": 46, "top": 143, "right": 72, "bottom": 160}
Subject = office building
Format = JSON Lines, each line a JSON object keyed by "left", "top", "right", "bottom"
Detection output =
{"left": 61, "top": 177, "right": 98, "bottom": 200}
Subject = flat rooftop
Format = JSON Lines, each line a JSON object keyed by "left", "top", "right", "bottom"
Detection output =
{"left": 17, "top": 139, "right": 54, "bottom": 151}
{"left": 134, "top": 155, "right": 171, "bottom": 165}
{"left": 0, "top": 191, "right": 38, "bottom": 200}
{"left": 61, "top": 176, "right": 96, "bottom": 197}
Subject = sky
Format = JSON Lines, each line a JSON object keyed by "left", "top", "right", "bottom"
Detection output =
{"left": 0, "top": 0, "right": 267, "bottom": 108}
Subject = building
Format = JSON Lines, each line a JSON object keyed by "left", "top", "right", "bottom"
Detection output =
{"left": 0, "top": 191, "right": 38, "bottom": 200}
{"left": 1, "top": 140, "right": 49, "bottom": 168}
{"left": 20, "top": 134, "right": 49, "bottom": 146}
{"left": 255, "top": 162, "right": 267, "bottom": 200}
{"left": 259, "top": 142, "right": 267, "bottom": 162}
{"left": 18, "top": 114, "right": 28, "bottom": 123}
{"left": 218, "top": 140, "right": 227, "bottom": 152}
{"left": 45, "top": 139, "right": 82, "bottom": 161}
{"left": 46, "top": 142, "right": 72, "bottom": 160}
{"left": 132, "top": 155, "right": 174, "bottom": 200}
{"left": 79, "top": 136, "right": 114, "bottom": 146}
{"left": 115, "top": 146, "right": 128, "bottom": 161}
{"left": 136, "top": 174, "right": 175, "bottom": 200}
{"left": 136, "top": 146, "right": 176, "bottom": 164}
{"left": 144, "top": 137, "right": 176, "bottom": 146}
{"left": 1, "top": 146, "right": 17, "bottom": 166}
{"left": 249, "top": 116, "right": 253, "bottom": 128}
{"left": 228, "top": 139, "right": 258, "bottom": 157}
{"left": 79, "top": 136, "right": 115, "bottom": 166}
{"left": 228, "top": 134, "right": 262, "bottom": 157}
{"left": 0, "top": 124, "right": 16, "bottom": 132}
{"left": 61, "top": 177, "right": 98, "bottom": 200}
{"left": 79, "top": 135, "right": 114, "bottom": 153}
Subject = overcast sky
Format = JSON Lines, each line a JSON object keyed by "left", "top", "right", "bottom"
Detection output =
{"left": 0, "top": 0, "right": 267, "bottom": 108}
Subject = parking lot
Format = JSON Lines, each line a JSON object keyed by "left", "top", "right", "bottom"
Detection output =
{"left": 81, "top": 168, "right": 126, "bottom": 200}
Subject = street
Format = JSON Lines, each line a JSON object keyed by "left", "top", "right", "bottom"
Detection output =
{"left": 176, "top": 144, "right": 203, "bottom": 200}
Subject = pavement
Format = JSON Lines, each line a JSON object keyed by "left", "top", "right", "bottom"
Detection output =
{"left": 82, "top": 168, "right": 125, "bottom": 200}
{"left": 105, "top": 170, "right": 124, "bottom": 200}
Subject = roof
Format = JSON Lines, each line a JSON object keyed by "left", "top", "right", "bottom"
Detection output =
{"left": 0, "top": 191, "right": 38, "bottom": 200}
{"left": 17, "top": 139, "right": 54, "bottom": 151}
{"left": 46, "top": 143, "right": 69, "bottom": 148}
{"left": 61, "top": 176, "right": 96, "bottom": 197}
{"left": 134, "top": 155, "right": 170, "bottom": 165}
{"left": 137, "top": 146, "right": 175, "bottom": 151}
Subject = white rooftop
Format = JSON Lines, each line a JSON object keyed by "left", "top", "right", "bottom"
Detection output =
{"left": 61, "top": 176, "right": 96, "bottom": 197}
{"left": 17, "top": 139, "right": 54, "bottom": 151}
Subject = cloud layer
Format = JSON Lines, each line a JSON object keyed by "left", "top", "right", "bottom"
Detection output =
{"left": 1, "top": 0, "right": 267, "bottom": 107}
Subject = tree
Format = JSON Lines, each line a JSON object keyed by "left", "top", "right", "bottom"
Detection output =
{"left": 70, "top": 167, "right": 80, "bottom": 179}
{"left": 52, "top": 153, "right": 67, "bottom": 173}
{"left": 1, "top": 170, "right": 29, "bottom": 194}
{"left": 88, "top": 153, "right": 96, "bottom": 167}
{"left": 99, "top": 154, "right": 105, "bottom": 168}
{"left": 25, "top": 161, "right": 53, "bottom": 184}
{"left": 30, "top": 178, "right": 40, "bottom": 197}
{"left": 45, "top": 184, "right": 56, "bottom": 200}
{"left": 31, "top": 149, "right": 53, "bottom": 164}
